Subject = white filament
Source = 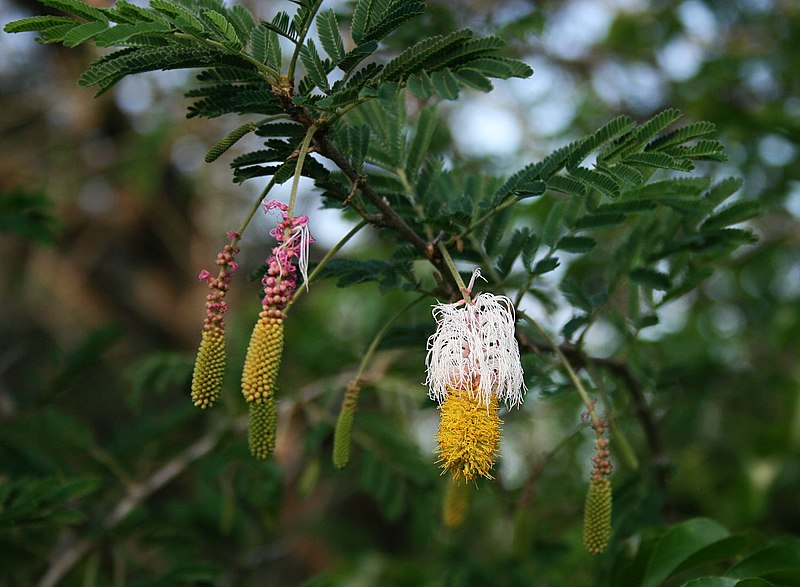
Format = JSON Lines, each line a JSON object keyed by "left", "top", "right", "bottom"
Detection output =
{"left": 425, "top": 292, "right": 526, "bottom": 408}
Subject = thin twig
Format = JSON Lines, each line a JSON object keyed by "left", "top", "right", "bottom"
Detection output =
{"left": 514, "top": 328, "right": 668, "bottom": 490}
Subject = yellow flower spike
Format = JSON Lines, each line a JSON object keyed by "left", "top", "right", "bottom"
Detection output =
{"left": 241, "top": 311, "right": 284, "bottom": 404}
{"left": 333, "top": 380, "right": 361, "bottom": 469}
{"left": 583, "top": 477, "right": 612, "bottom": 554}
{"left": 248, "top": 397, "right": 277, "bottom": 459}
{"left": 436, "top": 387, "right": 502, "bottom": 481}
{"left": 190, "top": 329, "right": 226, "bottom": 409}
{"left": 442, "top": 476, "right": 469, "bottom": 528}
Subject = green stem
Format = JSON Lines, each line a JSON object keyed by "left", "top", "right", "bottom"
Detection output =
{"left": 355, "top": 295, "right": 427, "bottom": 381}
{"left": 449, "top": 194, "right": 521, "bottom": 245}
{"left": 436, "top": 241, "right": 470, "bottom": 302}
{"left": 285, "top": 220, "right": 368, "bottom": 311}
{"left": 228, "top": 174, "right": 280, "bottom": 249}
{"left": 288, "top": 123, "right": 319, "bottom": 218}
{"left": 518, "top": 311, "right": 602, "bottom": 432}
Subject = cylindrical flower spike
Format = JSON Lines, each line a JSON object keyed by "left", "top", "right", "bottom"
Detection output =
{"left": 241, "top": 201, "right": 313, "bottom": 459}
{"left": 426, "top": 271, "right": 525, "bottom": 481}
{"left": 436, "top": 386, "right": 501, "bottom": 481}
{"left": 333, "top": 380, "right": 361, "bottom": 469}
{"left": 191, "top": 330, "right": 226, "bottom": 408}
{"left": 190, "top": 240, "right": 239, "bottom": 409}
{"left": 241, "top": 312, "right": 284, "bottom": 404}
{"left": 248, "top": 397, "right": 277, "bottom": 459}
{"left": 583, "top": 477, "right": 612, "bottom": 554}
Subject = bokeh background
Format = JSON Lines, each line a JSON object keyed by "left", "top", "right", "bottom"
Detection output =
{"left": 1, "top": 0, "right": 799, "bottom": 585}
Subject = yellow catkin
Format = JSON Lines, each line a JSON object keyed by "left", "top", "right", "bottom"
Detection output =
{"left": 333, "top": 381, "right": 361, "bottom": 469}
{"left": 583, "top": 477, "right": 612, "bottom": 554}
{"left": 248, "top": 397, "right": 277, "bottom": 459}
{"left": 442, "top": 477, "right": 469, "bottom": 528}
{"left": 436, "top": 387, "right": 501, "bottom": 481}
{"left": 241, "top": 312, "right": 284, "bottom": 404}
{"left": 190, "top": 329, "right": 226, "bottom": 409}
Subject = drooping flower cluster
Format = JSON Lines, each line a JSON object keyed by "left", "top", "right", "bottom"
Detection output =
{"left": 190, "top": 235, "right": 240, "bottom": 409}
{"left": 241, "top": 200, "right": 313, "bottom": 459}
{"left": 584, "top": 418, "right": 613, "bottom": 553}
{"left": 425, "top": 272, "right": 525, "bottom": 482}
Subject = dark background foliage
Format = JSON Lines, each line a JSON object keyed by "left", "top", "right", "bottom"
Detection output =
{"left": 0, "top": 0, "right": 799, "bottom": 585}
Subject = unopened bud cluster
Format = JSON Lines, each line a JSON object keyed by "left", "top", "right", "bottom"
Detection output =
{"left": 333, "top": 379, "right": 362, "bottom": 469}
{"left": 583, "top": 418, "right": 613, "bottom": 554}
{"left": 190, "top": 203, "right": 314, "bottom": 461}
{"left": 190, "top": 235, "right": 240, "bottom": 409}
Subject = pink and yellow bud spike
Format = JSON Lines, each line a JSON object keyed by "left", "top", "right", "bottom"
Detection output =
{"left": 242, "top": 200, "right": 313, "bottom": 459}
{"left": 190, "top": 240, "right": 239, "bottom": 409}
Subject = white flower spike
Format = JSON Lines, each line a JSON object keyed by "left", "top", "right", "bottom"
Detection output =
{"left": 425, "top": 269, "right": 526, "bottom": 409}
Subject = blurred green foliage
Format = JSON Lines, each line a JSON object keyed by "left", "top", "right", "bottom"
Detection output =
{"left": 0, "top": 0, "right": 799, "bottom": 586}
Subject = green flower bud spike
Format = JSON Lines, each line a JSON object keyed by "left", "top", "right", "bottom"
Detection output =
{"left": 333, "top": 380, "right": 361, "bottom": 469}
{"left": 583, "top": 423, "right": 613, "bottom": 554}
{"left": 248, "top": 398, "right": 278, "bottom": 460}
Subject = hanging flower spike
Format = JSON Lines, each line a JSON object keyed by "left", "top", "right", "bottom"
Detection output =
{"left": 190, "top": 240, "right": 239, "bottom": 409}
{"left": 242, "top": 201, "right": 313, "bottom": 459}
{"left": 426, "top": 272, "right": 525, "bottom": 480}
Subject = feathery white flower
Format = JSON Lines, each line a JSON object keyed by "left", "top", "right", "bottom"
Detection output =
{"left": 425, "top": 286, "right": 525, "bottom": 408}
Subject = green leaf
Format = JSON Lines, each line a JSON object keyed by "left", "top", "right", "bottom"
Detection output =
{"left": 704, "top": 177, "right": 743, "bottom": 208}
{"left": 600, "top": 108, "right": 682, "bottom": 163}
{"left": 562, "top": 315, "right": 589, "bottom": 339}
{"left": 434, "top": 35, "right": 506, "bottom": 69}
{"left": 382, "top": 29, "right": 473, "bottom": 82}
{"left": 317, "top": 8, "right": 345, "bottom": 63}
{"left": 62, "top": 20, "right": 107, "bottom": 47}
{"left": 40, "top": 0, "right": 108, "bottom": 22}
{"left": 726, "top": 539, "right": 800, "bottom": 583}
{"left": 602, "top": 163, "right": 643, "bottom": 186}
{"left": 532, "top": 257, "right": 560, "bottom": 276}
{"left": 556, "top": 235, "right": 596, "bottom": 253}
{"left": 454, "top": 68, "right": 493, "bottom": 92}
{"left": 467, "top": 56, "right": 533, "bottom": 79}
{"left": 574, "top": 212, "right": 626, "bottom": 229}
{"left": 630, "top": 268, "right": 671, "bottom": 290}
{"left": 542, "top": 201, "right": 565, "bottom": 247}
{"left": 150, "top": 0, "right": 205, "bottom": 35}
{"left": 338, "top": 41, "right": 378, "bottom": 73}
{"left": 625, "top": 152, "right": 695, "bottom": 172}
{"left": 94, "top": 22, "right": 171, "bottom": 47}
{"left": 405, "top": 106, "right": 437, "bottom": 180}
{"left": 680, "top": 579, "right": 739, "bottom": 587}
{"left": 560, "top": 279, "right": 592, "bottom": 312}
{"left": 351, "top": 0, "right": 390, "bottom": 44}
{"left": 360, "top": 0, "right": 425, "bottom": 44}
{"left": 546, "top": 175, "right": 586, "bottom": 196}
{"left": 430, "top": 68, "right": 461, "bottom": 99}
{"left": 228, "top": 4, "right": 256, "bottom": 46}
{"left": 643, "top": 518, "right": 731, "bottom": 587}
{"left": 497, "top": 228, "right": 528, "bottom": 277}
{"left": 4, "top": 15, "right": 77, "bottom": 33}
{"left": 702, "top": 201, "right": 762, "bottom": 230}
{"left": 300, "top": 39, "right": 332, "bottom": 93}
{"left": 566, "top": 115, "right": 634, "bottom": 170}
{"left": 483, "top": 208, "right": 512, "bottom": 256}
{"left": 647, "top": 121, "right": 716, "bottom": 151}
{"left": 204, "top": 9, "right": 242, "bottom": 50}
{"left": 666, "top": 139, "right": 728, "bottom": 162}
{"left": 407, "top": 71, "right": 433, "bottom": 99}
{"left": 569, "top": 167, "right": 620, "bottom": 199}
